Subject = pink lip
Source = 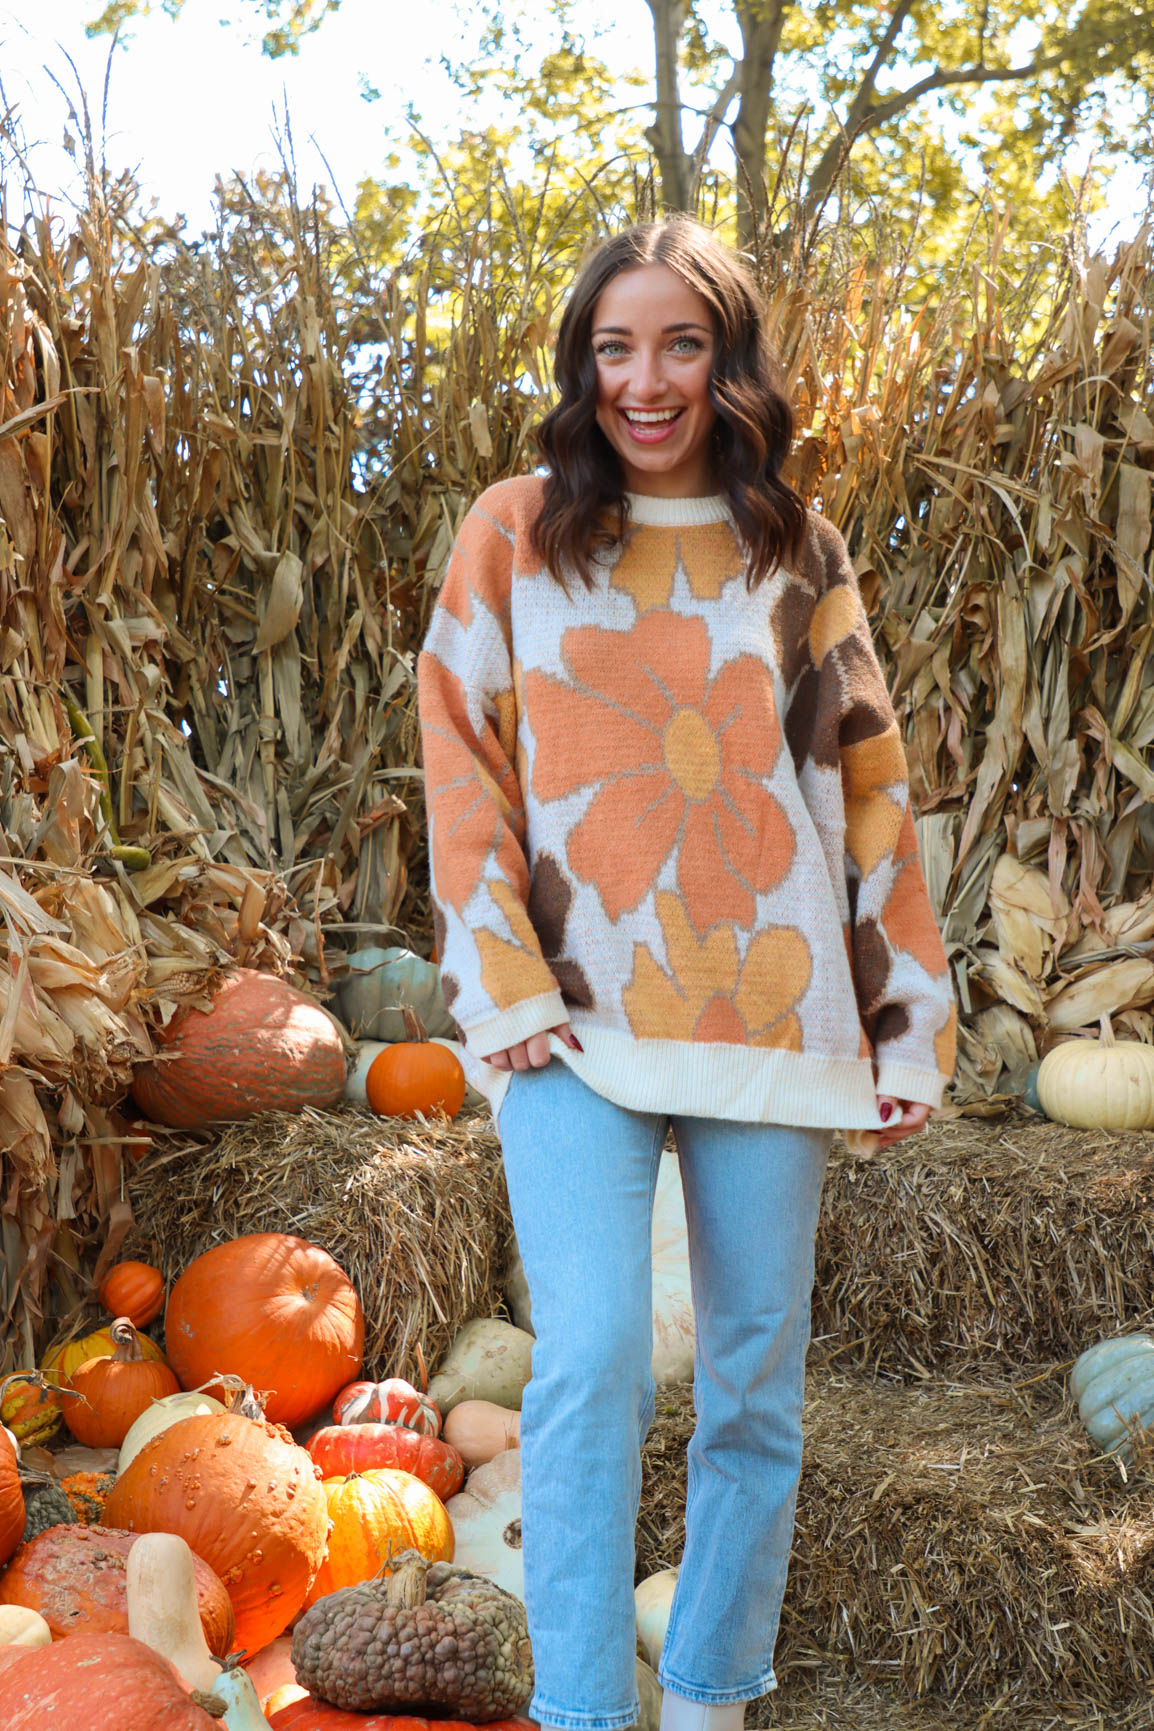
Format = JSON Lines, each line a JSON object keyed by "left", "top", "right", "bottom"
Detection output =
{"left": 619, "top": 407, "right": 684, "bottom": 445}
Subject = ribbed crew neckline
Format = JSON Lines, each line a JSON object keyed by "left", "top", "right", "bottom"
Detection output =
{"left": 625, "top": 491, "right": 730, "bottom": 526}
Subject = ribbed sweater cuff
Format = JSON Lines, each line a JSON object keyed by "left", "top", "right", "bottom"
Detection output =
{"left": 459, "top": 990, "right": 569, "bottom": 1059}
{"left": 875, "top": 1059, "right": 947, "bottom": 1111}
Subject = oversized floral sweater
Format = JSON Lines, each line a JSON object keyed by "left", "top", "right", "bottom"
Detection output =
{"left": 417, "top": 476, "right": 956, "bottom": 1127}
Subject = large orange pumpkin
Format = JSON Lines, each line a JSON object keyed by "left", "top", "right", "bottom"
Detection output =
{"left": 303, "top": 1469, "right": 453, "bottom": 1608}
{"left": 130, "top": 968, "right": 347, "bottom": 1130}
{"left": 97, "top": 1261, "right": 165, "bottom": 1328}
{"left": 66, "top": 1320, "right": 180, "bottom": 1448}
{"left": 164, "top": 1233, "right": 363, "bottom": 1429}
{"left": 103, "top": 1399, "right": 329, "bottom": 1657}
{"left": 0, "top": 1431, "right": 24, "bottom": 1569}
{"left": 0, "top": 1523, "right": 235, "bottom": 1655}
{"left": 0, "top": 1631, "right": 221, "bottom": 1729}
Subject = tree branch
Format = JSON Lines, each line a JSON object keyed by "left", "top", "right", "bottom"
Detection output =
{"left": 803, "top": 48, "right": 1067, "bottom": 212}
{"left": 690, "top": 64, "right": 741, "bottom": 181}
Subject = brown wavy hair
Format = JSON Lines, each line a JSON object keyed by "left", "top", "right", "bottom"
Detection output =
{"left": 532, "top": 218, "right": 807, "bottom": 589}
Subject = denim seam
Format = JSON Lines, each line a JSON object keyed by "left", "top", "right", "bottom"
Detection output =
{"left": 531, "top": 1702, "right": 641, "bottom": 1731}
{"left": 656, "top": 1669, "right": 778, "bottom": 1704}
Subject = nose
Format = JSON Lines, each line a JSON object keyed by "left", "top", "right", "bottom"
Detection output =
{"left": 630, "top": 345, "right": 668, "bottom": 401}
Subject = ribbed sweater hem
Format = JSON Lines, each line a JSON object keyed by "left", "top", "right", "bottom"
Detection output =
{"left": 461, "top": 1023, "right": 943, "bottom": 1128}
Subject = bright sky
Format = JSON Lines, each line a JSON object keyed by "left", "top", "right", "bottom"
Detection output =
{"left": 0, "top": 0, "right": 1145, "bottom": 243}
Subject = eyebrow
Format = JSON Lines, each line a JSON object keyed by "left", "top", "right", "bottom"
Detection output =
{"left": 592, "top": 321, "right": 711, "bottom": 335}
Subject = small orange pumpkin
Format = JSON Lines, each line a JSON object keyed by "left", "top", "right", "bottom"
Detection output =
{"left": 303, "top": 1469, "right": 453, "bottom": 1608}
{"left": 0, "top": 1431, "right": 24, "bottom": 1570}
{"left": 65, "top": 1320, "right": 180, "bottom": 1448}
{"left": 97, "top": 1262, "right": 165, "bottom": 1329}
{"left": 365, "top": 1043, "right": 465, "bottom": 1121}
{"left": 42, "top": 1326, "right": 166, "bottom": 1392}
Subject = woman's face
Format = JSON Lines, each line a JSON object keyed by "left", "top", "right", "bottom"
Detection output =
{"left": 591, "top": 263, "right": 718, "bottom": 497}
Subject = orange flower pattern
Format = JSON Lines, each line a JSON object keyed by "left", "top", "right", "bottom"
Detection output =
{"left": 625, "top": 894, "right": 812, "bottom": 1050}
{"left": 525, "top": 611, "right": 795, "bottom": 931}
{"left": 610, "top": 521, "right": 745, "bottom": 612}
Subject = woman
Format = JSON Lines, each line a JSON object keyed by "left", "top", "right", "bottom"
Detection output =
{"left": 418, "top": 218, "right": 955, "bottom": 1731}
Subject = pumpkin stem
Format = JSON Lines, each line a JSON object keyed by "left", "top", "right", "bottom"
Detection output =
{"left": 109, "top": 1318, "right": 148, "bottom": 1362}
{"left": 220, "top": 1377, "right": 268, "bottom": 1421}
{"left": 384, "top": 1548, "right": 430, "bottom": 1609}
{"left": 401, "top": 1004, "right": 429, "bottom": 1043}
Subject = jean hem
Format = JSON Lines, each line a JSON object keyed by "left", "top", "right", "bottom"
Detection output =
{"left": 657, "top": 1671, "right": 778, "bottom": 1704}
{"left": 530, "top": 1702, "right": 641, "bottom": 1730}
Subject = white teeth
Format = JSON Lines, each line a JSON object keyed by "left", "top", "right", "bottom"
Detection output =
{"left": 624, "top": 408, "right": 682, "bottom": 424}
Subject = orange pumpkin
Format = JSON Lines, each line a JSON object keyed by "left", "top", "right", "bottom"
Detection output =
{"left": 303, "top": 1469, "right": 453, "bottom": 1608}
{"left": 308, "top": 1424, "right": 464, "bottom": 1500}
{"left": 130, "top": 968, "right": 346, "bottom": 1130}
{"left": 365, "top": 1042, "right": 465, "bottom": 1120}
{"left": 42, "top": 1326, "right": 166, "bottom": 1392}
{"left": 164, "top": 1233, "right": 363, "bottom": 1429}
{"left": 0, "top": 1631, "right": 221, "bottom": 1729}
{"left": 0, "top": 1374, "right": 63, "bottom": 1446}
{"left": 58, "top": 1472, "right": 116, "bottom": 1526}
{"left": 103, "top": 1395, "right": 329, "bottom": 1656}
{"left": 65, "top": 1320, "right": 180, "bottom": 1448}
{"left": 97, "top": 1262, "right": 165, "bottom": 1329}
{"left": 271, "top": 1708, "right": 536, "bottom": 1731}
{"left": 0, "top": 1430, "right": 24, "bottom": 1570}
{"left": 0, "top": 1523, "right": 236, "bottom": 1654}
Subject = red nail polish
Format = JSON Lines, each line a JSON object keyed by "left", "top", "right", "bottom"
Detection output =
{"left": 564, "top": 1032, "right": 585, "bottom": 1053}
{"left": 879, "top": 1103, "right": 893, "bottom": 1122}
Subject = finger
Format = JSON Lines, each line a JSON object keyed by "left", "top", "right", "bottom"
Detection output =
{"left": 486, "top": 1050, "right": 511, "bottom": 1071}
{"left": 509, "top": 1043, "right": 532, "bottom": 1072}
{"left": 525, "top": 1032, "right": 552, "bottom": 1068}
{"left": 550, "top": 1021, "right": 584, "bottom": 1053}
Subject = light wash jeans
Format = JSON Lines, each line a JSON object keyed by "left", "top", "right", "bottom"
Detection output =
{"left": 497, "top": 1060, "right": 831, "bottom": 1731}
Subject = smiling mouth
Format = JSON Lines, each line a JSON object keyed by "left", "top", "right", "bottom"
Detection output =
{"left": 621, "top": 407, "right": 684, "bottom": 426}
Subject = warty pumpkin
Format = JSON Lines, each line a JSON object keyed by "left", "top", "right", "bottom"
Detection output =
{"left": 97, "top": 1261, "right": 165, "bottom": 1328}
{"left": 302, "top": 1469, "right": 454, "bottom": 1609}
{"left": 103, "top": 1389, "right": 329, "bottom": 1656}
{"left": 65, "top": 1319, "right": 181, "bottom": 1448}
{"left": 165, "top": 1233, "right": 363, "bottom": 1429}
{"left": 131, "top": 967, "right": 347, "bottom": 1130}
{"left": 0, "top": 1522, "right": 236, "bottom": 1654}
{"left": 0, "top": 1630, "right": 223, "bottom": 1730}
{"left": 331, "top": 1378, "right": 441, "bottom": 1436}
{"left": 58, "top": 1470, "right": 117, "bottom": 1526}
{"left": 308, "top": 1425, "right": 463, "bottom": 1500}
{"left": 292, "top": 1549, "right": 531, "bottom": 1717}
{"left": 0, "top": 1374, "right": 63, "bottom": 1446}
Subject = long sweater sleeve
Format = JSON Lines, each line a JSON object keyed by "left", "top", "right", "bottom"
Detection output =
{"left": 780, "top": 513, "right": 956, "bottom": 1107}
{"left": 417, "top": 486, "right": 566, "bottom": 1056}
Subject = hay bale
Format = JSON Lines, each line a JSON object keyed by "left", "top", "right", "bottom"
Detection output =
{"left": 814, "top": 1116, "right": 1154, "bottom": 1377}
{"left": 126, "top": 1105, "right": 510, "bottom": 1386}
{"left": 639, "top": 1365, "right": 1154, "bottom": 1711}
{"left": 759, "top": 1668, "right": 1154, "bottom": 1729}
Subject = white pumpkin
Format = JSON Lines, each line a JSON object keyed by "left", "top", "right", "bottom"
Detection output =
{"left": 444, "top": 1447, "right": 525, "bottom": 1600}
{"left": 0, "top": 1605, "right": 52, "bottom": 1649}
{"left": 1037, "top": 1037, "right": 1154, "bottom": 1129}
{"left": 118, "top": 1389, "right": 228, "bottom": 1476}
{"left": 345, "top": 1039, "right": 483, "bottom": 1110}
{"left": 634, "top": 1568, "right": 678, "bottom": 1671}
{"left": 1070, "top": 1333, "right": 1154, "bottom": 1458}
{"left": 334, "top": 947, "right": 456, "bottom": 1043}
{"left": 504, "top": 1151, "right": 695, "bottom": 1386}
{"left": 427, "top": 1318, "right": 535, "bottom": 1415}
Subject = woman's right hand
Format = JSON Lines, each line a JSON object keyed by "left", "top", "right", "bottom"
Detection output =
{"left": 483, "top": 1023, "right": 582, "bottom": 1071}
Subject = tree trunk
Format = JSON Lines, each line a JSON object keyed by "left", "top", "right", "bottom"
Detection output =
{"left": 733, "top": 0, "right": 789, "bottom": 248}
{"left": 644, "top": 0, "right": 693, "bottom": 211}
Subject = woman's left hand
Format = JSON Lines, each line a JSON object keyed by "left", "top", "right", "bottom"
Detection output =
{"left": 875, "top": 1096, "right": 931, "bottom": 1150}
